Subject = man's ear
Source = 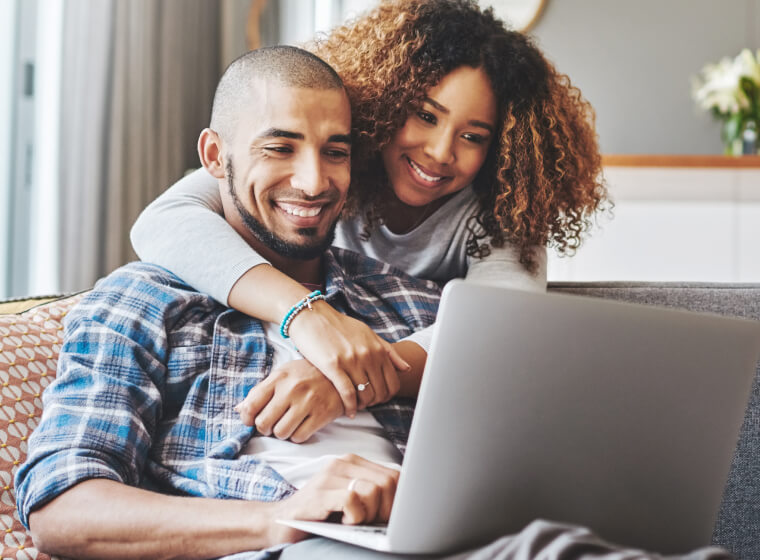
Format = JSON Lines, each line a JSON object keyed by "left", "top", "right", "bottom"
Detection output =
{"left": 198, "top": 128, "right": 226, "bottom": 179}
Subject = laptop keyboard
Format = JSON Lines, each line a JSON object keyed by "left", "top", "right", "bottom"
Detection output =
{"left": 349, "top": 525, "right": 388, "bottom": 535}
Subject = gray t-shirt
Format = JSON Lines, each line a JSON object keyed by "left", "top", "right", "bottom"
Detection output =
{"left": 130, "top": 168, "right": 546, "bottom": 351}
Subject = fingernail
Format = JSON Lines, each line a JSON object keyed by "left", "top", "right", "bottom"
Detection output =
{"left": 234, "top": 402, "right": 243, "bottom": 413}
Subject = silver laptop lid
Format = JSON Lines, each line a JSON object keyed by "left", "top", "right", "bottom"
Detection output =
{"left": 388, "top": 281, "right": 760, "bottom": 554}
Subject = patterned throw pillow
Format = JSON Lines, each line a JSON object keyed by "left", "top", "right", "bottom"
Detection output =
{"left": 0, "top": 293, "right": 85, "bottom": 560}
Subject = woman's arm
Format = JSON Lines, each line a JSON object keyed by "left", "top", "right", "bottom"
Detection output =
{"left": 130, "top": 169, "right": 409, "bottom": 416}
{"left": 131, "top": 168, "right": 269, "bottom": 305}
{"left": 465, "top": 243, "right": 547, "bottom": 292}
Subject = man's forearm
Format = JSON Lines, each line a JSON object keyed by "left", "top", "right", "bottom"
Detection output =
{"left": 29, "top": 479, "right": 278, "bottom": 559}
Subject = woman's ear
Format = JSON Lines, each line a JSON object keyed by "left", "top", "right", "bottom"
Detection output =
{"left": 197, "top": 128, "right": 226, "bottom": 179}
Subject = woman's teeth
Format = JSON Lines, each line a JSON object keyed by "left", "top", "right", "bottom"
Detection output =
{"left": 408, "top": 158, "right": 444, "bottom": 183}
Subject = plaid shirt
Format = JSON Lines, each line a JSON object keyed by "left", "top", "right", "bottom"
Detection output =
{"left": 15, "top": 249, "right": 440, "bottom": 556}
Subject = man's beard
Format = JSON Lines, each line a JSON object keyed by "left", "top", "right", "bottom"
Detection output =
{"left": 226, "top": 160, "right": 337, "bottom": 261}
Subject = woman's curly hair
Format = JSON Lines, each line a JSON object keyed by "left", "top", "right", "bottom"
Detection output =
{"left": 310, "top": 0, "right": 609, "bottom": 273}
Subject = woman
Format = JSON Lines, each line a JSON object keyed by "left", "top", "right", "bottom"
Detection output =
{"left": 131, "top": 0, "right": 608, "bottom": 422}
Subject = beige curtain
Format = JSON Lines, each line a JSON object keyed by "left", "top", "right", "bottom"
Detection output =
{"left": 58, "top": 0, "right": 221, "bottom": 292}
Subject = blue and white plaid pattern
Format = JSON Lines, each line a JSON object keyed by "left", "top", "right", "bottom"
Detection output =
{"left": 15, "top": 249, "right": 440, "bottom": 535}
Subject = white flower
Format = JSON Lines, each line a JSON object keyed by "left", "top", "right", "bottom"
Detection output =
{"left": 692, "top": 50, "right": 759, "bottom": 116}
{"left": 736, "top": 48, "right": 760, "bottom": 86}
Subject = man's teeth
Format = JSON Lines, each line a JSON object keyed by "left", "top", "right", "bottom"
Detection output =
{"left": 280, "top": 204, "right": 322, "bottom": 217}
{"left": 408, "top": 159, "right": 444, "bottom": 182}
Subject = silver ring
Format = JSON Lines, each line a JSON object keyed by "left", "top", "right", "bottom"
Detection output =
{"left": 357, "top": 382, "right": 370, "bottom": 392}
{"left": 348, "top": 478, "right": 359, "bottom": 492}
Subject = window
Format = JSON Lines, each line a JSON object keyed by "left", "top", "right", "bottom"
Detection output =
{"left": 1, "top": 0, "right": 63, "bottom": 299}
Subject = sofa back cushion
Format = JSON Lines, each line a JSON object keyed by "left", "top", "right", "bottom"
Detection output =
{"left": 0, "top": 293, "right": 84, "bottom": 560}
{"left": 549, "top": 282, "right": 760, "bottom": 560}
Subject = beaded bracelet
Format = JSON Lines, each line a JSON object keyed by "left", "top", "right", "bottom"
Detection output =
{"left": 280, "top": 290, "right": 325, "bottom": 339}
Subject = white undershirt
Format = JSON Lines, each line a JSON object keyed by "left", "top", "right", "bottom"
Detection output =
{"left": 242, "top": 322, "right": 402, "bottom": 488}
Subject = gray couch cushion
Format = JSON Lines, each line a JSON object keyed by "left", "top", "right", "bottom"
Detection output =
{"left": 547, "top": 283, "right": 760, "bottom": 560}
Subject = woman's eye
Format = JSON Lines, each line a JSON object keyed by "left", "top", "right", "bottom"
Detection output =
{"left": 463, "top": 133, "right": 487, "bottom": 145}
{"left": 417, "top": 111, "right": 437, "bottom": 125}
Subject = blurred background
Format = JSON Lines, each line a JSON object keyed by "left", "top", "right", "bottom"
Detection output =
{"left": 1, "top": 0, "right": 759, "bottom": 299}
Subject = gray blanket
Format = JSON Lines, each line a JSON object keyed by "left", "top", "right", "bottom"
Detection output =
{"left": 277, "top": 520, "right": 732, "bottom": 560}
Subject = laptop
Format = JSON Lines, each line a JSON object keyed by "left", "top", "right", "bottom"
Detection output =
{"left": 278, "top": 280, "right": 760, "bottom": 555}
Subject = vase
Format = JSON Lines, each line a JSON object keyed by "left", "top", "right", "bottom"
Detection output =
{"left": 742, "top": 121, "right": 758, "bottom": 155}
{"left": 723, "top": 118, "right": 760, "bottom": 156}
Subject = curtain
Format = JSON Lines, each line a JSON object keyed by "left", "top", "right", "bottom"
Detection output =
{"left": 58, "top": 0, "right": 221, "bottom": 292}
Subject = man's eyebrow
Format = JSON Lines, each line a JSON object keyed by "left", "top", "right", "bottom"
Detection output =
{"left": 255, "top": 128, "right": 304, "bottom": 140}
{"left": 254, "top": 129, "right": 351, "bottom": 144}
{"left": 328, "top": 134, "right": 352, "bottom": 145}
{"left": 423, "top": 97, "right": 495, "bottom": 133}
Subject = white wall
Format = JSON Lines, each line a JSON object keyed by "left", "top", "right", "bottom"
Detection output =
{"left": 547, "top": 167, "right": 760, "bottom": 282}
{"left": 531, "top": 0, "right": 760, "bottom": 155}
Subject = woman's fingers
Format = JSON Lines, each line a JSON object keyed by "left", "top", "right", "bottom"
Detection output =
{"left": 287, "top": 303, "right": 410, "bottom": 416}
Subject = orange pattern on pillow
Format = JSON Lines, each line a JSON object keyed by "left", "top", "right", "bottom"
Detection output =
{"left": 0, "top": 294, "right": 85, "bottom": 560}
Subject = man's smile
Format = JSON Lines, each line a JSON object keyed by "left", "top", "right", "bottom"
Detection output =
{"left": 273, "top": 200, "right": 330, "bottom": 227}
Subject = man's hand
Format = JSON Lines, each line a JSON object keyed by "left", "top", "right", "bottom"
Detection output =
{"left": 269, "top": 454, "right": 400, "bottom": 544}
{"left": 237, "top": 359, "right": 346, "bottom": 442}
{"left": 27, "top": 457, "right": 400, "bottom": 557}
{"left": 287, "top": 301, "right": 407, "bottom": 416}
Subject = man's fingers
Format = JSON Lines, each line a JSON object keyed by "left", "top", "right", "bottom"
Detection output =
{"left": 290, "top": 415, "right": 326, "bottom": 443}
{"left": 346, "top": 478, "right": 384, "bottom": 524}
{"left": 254, "top": 397, "right": 290, "bottom": 436}
{"left": 327, "top": 455, "right": 399, "bottom": 522}
{"left": 272, "top": 407, "right": 308, "bottom": 440}
{"left": 284, "top": 456, "right": 400, "bottom": 529}
{"left": 236, "top": 382, "right": 274, "bottom": 426}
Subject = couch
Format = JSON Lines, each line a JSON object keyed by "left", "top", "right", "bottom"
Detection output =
{"left": 0, "top": 282, "right": 758, "bottom": 560}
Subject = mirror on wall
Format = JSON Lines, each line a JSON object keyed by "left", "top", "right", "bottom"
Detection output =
{"left": 480, "top": 0, "right": 547, "bottom": 32}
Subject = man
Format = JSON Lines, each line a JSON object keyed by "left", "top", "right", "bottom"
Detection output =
{"left": 16, "top": 46, "right": 440, "bottom": 559}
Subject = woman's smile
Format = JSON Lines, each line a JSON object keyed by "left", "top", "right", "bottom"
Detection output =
{"left": 381, "top": 65, "right": 497, "bottom": 208}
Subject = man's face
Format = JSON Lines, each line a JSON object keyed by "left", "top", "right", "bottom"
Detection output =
{"left": 221, "top": 81, "right": 352, "bottom": 261}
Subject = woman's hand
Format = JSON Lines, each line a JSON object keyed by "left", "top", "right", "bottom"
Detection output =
{"left": 227, "top": 265, "right": 410, "bottom": 418}
{"left": 287, "top": 301, "right": 410, "bottom": 417}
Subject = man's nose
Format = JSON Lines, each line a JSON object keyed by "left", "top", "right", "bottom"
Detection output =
{"left": 291, "top": 153, "right": 329, "bottom": 196}
{"left": 423, "top": 131, "right": 455, "bottom": 165}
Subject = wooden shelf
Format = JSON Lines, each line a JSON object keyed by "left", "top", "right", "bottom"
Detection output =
{"left": 602, "top": 154, "right": 760, "bottom": 168}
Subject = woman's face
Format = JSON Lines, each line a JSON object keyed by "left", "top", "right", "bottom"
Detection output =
{"left": 381, "top": 65, "right": 498, "bottom": 207}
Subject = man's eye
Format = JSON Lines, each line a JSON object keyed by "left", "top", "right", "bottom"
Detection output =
{"left": 263, "top": 146, "right": 292, "bottom": 154}
{"left": 417, "top": 111, "right": 436, "bottom": 125}
{"left": 462, "top": 133, "right": 487, "bottom": 145}
{"left": 325, "top": 149, "right": 350, "bottom": 160}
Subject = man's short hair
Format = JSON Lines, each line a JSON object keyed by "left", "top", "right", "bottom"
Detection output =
{"left": 210, "top": 45, "right": 345, "bottom": 142}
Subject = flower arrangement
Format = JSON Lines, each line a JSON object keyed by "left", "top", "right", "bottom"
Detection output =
{"left": 692, "top": 49, "right": 760, "bottom": 155}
